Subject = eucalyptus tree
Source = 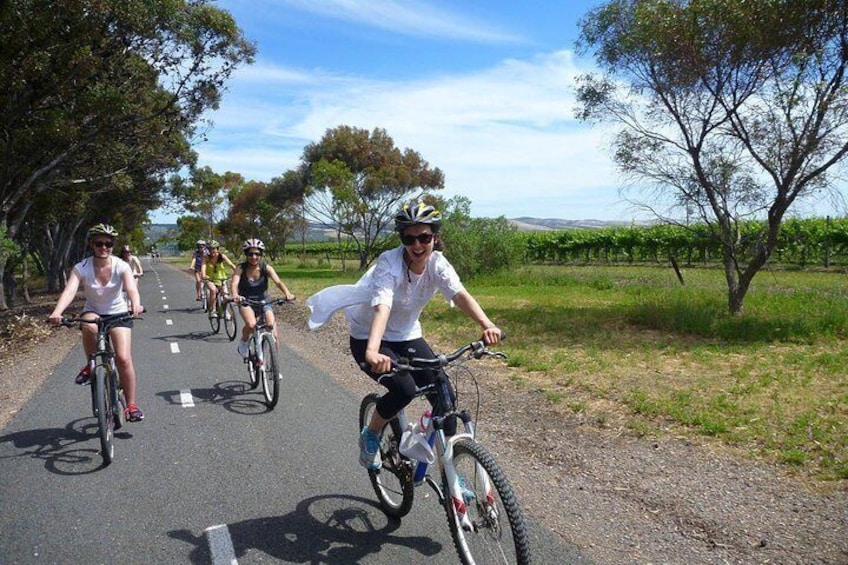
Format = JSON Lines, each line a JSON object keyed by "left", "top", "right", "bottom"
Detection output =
{"left": 296, "top": 126, "right": 445, "bottom": 269}
{"left": 225, "top": 179, "right": 303, "bottom": 260}
{"left": 0, "top": 0, "right": 254, "bottom": 306}
{"left": 576, "top": 0, "right": 848, "bottom": 313}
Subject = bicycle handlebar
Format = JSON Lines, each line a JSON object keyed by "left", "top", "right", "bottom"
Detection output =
{"left": 359, "top": 333, "right": 507, "bottom": 375}
{"left": 58, "top": 310, "right": 145, "bottom": 329}
{"left": 236, "top": 297, "right": 295, "bottom": 307}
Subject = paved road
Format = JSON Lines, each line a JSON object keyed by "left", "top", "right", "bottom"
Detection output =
{"left": 0, "top": 262, "right": 586, "bottom": 564}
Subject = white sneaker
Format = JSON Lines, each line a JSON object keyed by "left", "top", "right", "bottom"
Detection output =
{"left": 237, "top": 340, "right": 249, "bottom": 358}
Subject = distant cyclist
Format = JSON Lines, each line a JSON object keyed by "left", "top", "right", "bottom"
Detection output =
{"left": 231, "top": 238, "right": 296, "bottom": 358}
{"left": 189, "top": 239, "right": 208, "bottom": 301}
{"left": 119, "top": 245, "right": 144, "bottom": 278}
{"left": 200, "top": 240, "right": 237, "bottom": 318}
{"left": 305, "top": 202, "right": 501, "bottom": 469}
{"left": 47, "top": 223, "right": 145, "bottom": 422}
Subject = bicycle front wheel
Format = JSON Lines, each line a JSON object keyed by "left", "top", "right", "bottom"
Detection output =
{"left": 223, "top": 302, "right": 238, "bottom": 341}
{"left": 444, "top": 439, "right": 531, "bottom": 565}
{"left": 208, "top": 298, "right": 221, "bottom": 333}
{"left": 260, "top": 333, "right": 280, "bottom": 409}
{"left": 359, "top": 393, "right": 414, "bottom": 518}
{"left": 93, "top": 362, "right": 115, "bottom": 465}
{"left": 200, "top": 284, "right": 209, "bottom": 313}
{"left": 246, "top": 338, "right": 260, "bottom": 389}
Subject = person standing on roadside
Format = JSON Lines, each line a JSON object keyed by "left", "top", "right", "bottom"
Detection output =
{"left": 47, "top": 223, "right": 146, "bottom": 422}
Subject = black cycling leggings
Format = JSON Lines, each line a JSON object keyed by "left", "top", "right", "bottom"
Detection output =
{"left": 350, "top": 336, "right": 447, "bottom": 424}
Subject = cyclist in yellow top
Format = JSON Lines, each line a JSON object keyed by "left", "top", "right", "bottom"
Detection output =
{"left": 201, "top": 240, "right": 237, "bottom": 318}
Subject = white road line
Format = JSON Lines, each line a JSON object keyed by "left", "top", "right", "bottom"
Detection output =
{"left": 205, "top": 524, "right": 237, "bottom": 565}
{"left": 179, "top": 389, "right": 195, "bottom": 407}
{"left": 165, "top": 319, "right": 173, "bottom": 325}
{"left": 163, "top": 304, "right": 169, "bottom": 309}
{"left": 162, "top": 296, "right": 167, "bottom": 301}
{"left": 170, "top": 342, "right": 180, "bottom": 353}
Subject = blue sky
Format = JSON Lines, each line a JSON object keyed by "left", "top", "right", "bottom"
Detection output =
{"left": 153, "top": 0, "right": 840, "bottom": 224}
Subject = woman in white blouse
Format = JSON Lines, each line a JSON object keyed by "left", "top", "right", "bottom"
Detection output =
{"left": 307, "top": 202, "right": 502, "bottom": 470}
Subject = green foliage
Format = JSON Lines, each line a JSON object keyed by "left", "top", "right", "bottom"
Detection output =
{"left": 299, "top": 125, "right": 446, "bottom": 268}
{"left": 576, "top": 1, "right": 848, "bottom": 314}
{"left": 439, "top": 196, "right": 524, "bottom": 279}
{"left": 520, "top": 217, "right": 848, "bottom": 268}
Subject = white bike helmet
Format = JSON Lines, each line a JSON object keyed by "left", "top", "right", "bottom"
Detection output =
{"left": 242, "top": 238, "right": 265, "bottom": 252}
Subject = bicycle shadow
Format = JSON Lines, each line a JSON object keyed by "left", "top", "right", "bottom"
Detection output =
{"left": 0, "top": 417, "right": 131, "bottom": 474}
{"left": 168, "top": 493, "right": 442, "bottom": 564}
{"left": 151, "top": 331, "right": 213, "bottom": 342}
{"left": 156, "top": 380, "right": 270, "bottom": 415}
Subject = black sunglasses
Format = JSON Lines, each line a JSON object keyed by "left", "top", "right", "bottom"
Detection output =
{"left": 246, "top": 252, "right": 262, "bottom": 258}
{"left": 93, "top": 240, "right": 114, "bottom": 248}
{"left": 400, "top": 233, "right": 434, "bottom": 246}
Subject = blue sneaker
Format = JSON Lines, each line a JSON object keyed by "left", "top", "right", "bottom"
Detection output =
{"left": 359, "top": 427, "right": 382, "bottom": 470}
{"left": 458, "top": 475, "right": 476, "bottom": 504}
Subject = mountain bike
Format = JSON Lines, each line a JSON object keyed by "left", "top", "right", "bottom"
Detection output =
{"left": 359, "top": 338, "right": 531, "bottom": 564}
{"left": 61, "top": 312, "right": 141, "bottom": 465}
{"left": 204, "top": 277, "right": 238, "bottom": 340}
{"left": 239, "top": 297, "right": 293, "bottom": 409}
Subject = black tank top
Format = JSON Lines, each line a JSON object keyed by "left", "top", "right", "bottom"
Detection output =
{"left": 237, "top": 261, "right": 269, "bottom": 299}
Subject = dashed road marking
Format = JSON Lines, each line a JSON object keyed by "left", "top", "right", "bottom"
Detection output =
{"left": 170, "top": 342, "right": 180, "bottom": 353}
{"left": 205, "top": 524, "right": 237, "bottom": 565}
{"left": 179, "top": 389, "right": 195, "bottom": 408}
{"left": 165, "top": 319, "right": 173, "bottom": 326}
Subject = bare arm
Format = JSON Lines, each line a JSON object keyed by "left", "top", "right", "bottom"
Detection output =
{"left": 122, "top": 268, "right": 143, "bottom": 317}
{"left": 47, "top": 270, "right": 82, "bottom": 324}
{"left": 365, "top": 304, "right": 392, "bottom": 374}
{"left": 266, "top": 265, "right": 295, "bottom": 300}
{"left": 452, "top": 289, "right": 502, "bottom": 345}
{"left": 231, "top": 267, "right": 243, "bottom": 301}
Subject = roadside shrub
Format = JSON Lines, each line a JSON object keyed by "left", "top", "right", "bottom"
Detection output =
{"left": 440, "top": 196, "right": 524, "bottom": 279}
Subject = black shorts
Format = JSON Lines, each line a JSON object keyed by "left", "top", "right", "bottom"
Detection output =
{"left": 81, "top": 311, "right": 134, "bottom": 330}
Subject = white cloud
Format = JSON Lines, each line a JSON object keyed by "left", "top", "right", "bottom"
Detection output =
{"left": 197, "top": 49, "right": 636, "bottom": 220}
{"left": 278, "top": 0, "right": 524, "bottom": 43}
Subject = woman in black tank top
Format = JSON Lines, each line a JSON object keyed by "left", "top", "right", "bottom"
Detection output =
{"left": 231, "top": 238, "right": 296, "bottom": 358}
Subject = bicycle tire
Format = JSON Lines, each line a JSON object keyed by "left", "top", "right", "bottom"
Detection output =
{"left": 224, "top": 302, "right": 238, "bottom": 341}
{"left": 260, "top": 333, "right": 280, "bottom": 409}
{"left": 246, "top": 338, "right": 260, "bottom": 389}
{"left": 93, "top": 362, "right": 115, "bottom": 465}
{"left": 359, "top": 393, "right": 414, "bottom": 518}
{"left": 443, "top": 439, "right": 531, "bottom": 565}
{"left": 208, "top": 300, "right": 221, "bottom": 333}
{"left": 200, "top": 284, "right": 209, "bottom": 313}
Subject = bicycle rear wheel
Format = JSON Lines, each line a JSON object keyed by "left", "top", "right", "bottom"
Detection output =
{"left": 93, "top": 362, "right": 115, "bottom": 465}
{"left": 444, "top": 439, "right": 531, "bottom": 564}
{"left": 260, "top": 333, "right": 280, "bottom": 409}
{"left": 223, "top": 302, "right": 238, "bottom": 341}
{"left": 359, "top": 393, "right": 414, "bottom": 518}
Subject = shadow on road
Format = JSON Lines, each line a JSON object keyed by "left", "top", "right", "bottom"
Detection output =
{"left": 0, "top": 417, "right": 131, "bottom": 475}
{"left": 156, "top": 380, "right": 271, "bottom": 415}
{"left": 169, "top": 493, "right": 442, "bottom": 564}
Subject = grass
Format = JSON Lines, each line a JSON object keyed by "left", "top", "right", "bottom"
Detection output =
{"left": 420, "top": 264, "right": 848, "bottom": 481}
{"left": 173, "top": 256, "right": 848, "bottom": 480}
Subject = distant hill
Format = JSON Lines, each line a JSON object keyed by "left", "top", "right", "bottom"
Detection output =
{"left": 509, "top": 217, "right": 630, "bottom": 231}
